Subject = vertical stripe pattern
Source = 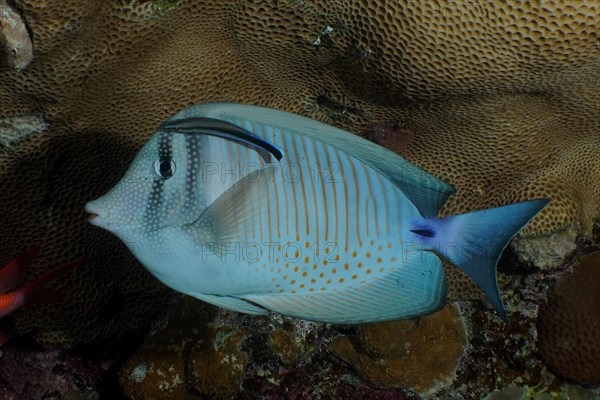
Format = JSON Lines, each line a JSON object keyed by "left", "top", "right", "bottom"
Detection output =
{"left": 189, "top": 116, "right": 419, "bottom": 298}
{"left": 208, "top": 118, "right": 407, "bottom": 253}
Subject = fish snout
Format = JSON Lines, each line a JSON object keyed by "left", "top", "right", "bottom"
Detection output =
{"left": 84, "top": 201, "right": 105, "bottom": 227}
{"left": 84, "top": 197, "right": 143, "bottom": 232}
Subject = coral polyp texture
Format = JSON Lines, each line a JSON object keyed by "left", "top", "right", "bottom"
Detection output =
{"left": 537, "top": 252, "right": 600, "bottom": 385}
{"left": 0, "top": 0, "right": 597, "bottom": 365}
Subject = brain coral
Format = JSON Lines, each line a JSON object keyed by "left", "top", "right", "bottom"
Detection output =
{"left": 537, "top": 252, "right": 600, "bottom": 384}
{"left": 0, "top": 0, "right": 598, "bottom": 344}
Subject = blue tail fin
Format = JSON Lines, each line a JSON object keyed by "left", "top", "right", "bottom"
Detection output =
{"left": 412, "top": 199, "right": 549, "bottom": 321}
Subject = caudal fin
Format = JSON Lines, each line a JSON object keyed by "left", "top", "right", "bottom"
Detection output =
{"left": 412, "top": 199, "right": 549, "bottom": 321}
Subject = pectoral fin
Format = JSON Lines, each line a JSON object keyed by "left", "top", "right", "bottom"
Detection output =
{"left": 191, "top": 165, "right": 278, "bottom": 247}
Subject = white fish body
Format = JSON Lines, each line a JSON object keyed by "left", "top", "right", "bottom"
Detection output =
{"left": 85, "top": 103, "right": 548, "bottom": 323}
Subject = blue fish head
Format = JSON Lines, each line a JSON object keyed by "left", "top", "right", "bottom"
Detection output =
{"left": 85, "top": 130, "right": 206, "bottom": 239}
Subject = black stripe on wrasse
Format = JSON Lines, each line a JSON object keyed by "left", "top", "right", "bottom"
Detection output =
{"left": 160, "top": 117, "right": 283, "bottom": 163}
{"left": 410, "top": 229, "right": 436, "bottom": 238}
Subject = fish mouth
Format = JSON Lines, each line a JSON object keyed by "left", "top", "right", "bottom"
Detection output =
{"left": 84, "top": 202, "right": 136, "bottom": 232}
{"left": 84, "top": 202, "right": 104, "bottom": 226}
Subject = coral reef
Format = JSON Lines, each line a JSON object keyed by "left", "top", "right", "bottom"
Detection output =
{"left": 483, "top": 384, "right": 598, "bottom": 400}
{"left": 240, "top": 363, "right": 416, "bottom": 400}
{"left": 439, "top": 238, "right": 600, "bottom": 400}
{"left": 330, "top": 304, "right": 467, "bottom": 396}
{"left": 188, "top": 327, "right": 249, "bottom": 398}
{"left": 512, "top": 228, "right": 578, "bottom": 270}
{"left": 270, "top": 328, "right": 316, "bottom": 366}
{"left": 537, "top": 252, "right": 600, "bottom": 384}
{"left": 450, "top": 298, "right": 547, "bottom": 399}
{"left": 0, "top": 340, "right": 109, "bottom": 399}
{"left": 0, "top": 2, "right": 596, "bottom": 349}
{"left": 0, "top": 0, "right": 598, "bottom": 397}
{"left": 0, "top": 238, "right": 179, "bottom": 347}
{"left": 119, "top": 297, "right": 216, "bottom": 400}
{"left": 117, "top": 256, "right": 600, "bottom": 400}
{"left": 482, "top": 383, "right": 599, "bottom": 400}
{"left": 119, "top": 298, "right": 422, "bottom": 399}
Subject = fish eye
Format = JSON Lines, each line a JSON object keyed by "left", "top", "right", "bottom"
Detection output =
{"left": 153, "top": 157, "right": 176, "bottom": 179}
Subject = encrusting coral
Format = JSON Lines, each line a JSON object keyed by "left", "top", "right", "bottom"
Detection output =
{"left": 119, "top": 298, "right": 423, "bottom": 399}
{"left": 188, "top": 327, "right": 250, "bottom": 398}
{"left": 537, "top": 252, "right": 600, "bottom": 385}
{"left": 330, "top": 304, "right": 468, "bottom": 396}
{"left": 118, "top": 298, "right": 217, "bottom": 400}
{"left": 270, "top": 328, "right": 316, "bottom": 366}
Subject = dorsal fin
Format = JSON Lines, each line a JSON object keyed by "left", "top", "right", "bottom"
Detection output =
{"left": 171, "top": 103, "right": 455, "bottom": 217}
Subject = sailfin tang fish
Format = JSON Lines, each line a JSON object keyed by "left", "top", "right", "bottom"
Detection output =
{"left": 85, "top": 103, "right": 549, "bottom": 323}
{"left": 0, "top": 246, "right": 89, "bottom": 319}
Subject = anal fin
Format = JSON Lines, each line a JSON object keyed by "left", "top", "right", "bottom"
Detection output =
{"left": 244, "top": 252, "right": 447, "bottom": 324}
{"left": 191, "top": 293, "right": 269, "bottom": 315}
